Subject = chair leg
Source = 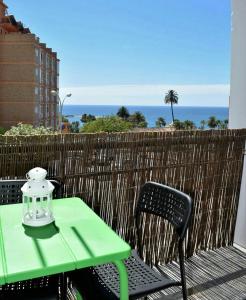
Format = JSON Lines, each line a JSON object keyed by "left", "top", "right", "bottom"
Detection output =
{"left": 178, "top": 242, "right": 188, "bottom": 300}
{"left": 60, "top": 272, "right": 68, "bottom": 300}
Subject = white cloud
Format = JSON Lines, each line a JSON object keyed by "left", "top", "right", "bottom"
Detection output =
{"left": 60, "top": 84, "right": 230, "bottom": 106}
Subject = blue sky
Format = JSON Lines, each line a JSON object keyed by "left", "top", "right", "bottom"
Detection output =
{"left": 7, "top": 0, "right": 231, "bottom": 106}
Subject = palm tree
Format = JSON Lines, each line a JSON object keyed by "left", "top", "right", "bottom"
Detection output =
{"left": 207, "top": 116, "right": 218, "bottom": 129}
{"left": 224, "top": 119, "right": 229, "bottom": 128}
{"left": 183, "top": 120, "right": 196, "bottom": 130}
{"left": 156, "top": 117, "right": 166, "bottom": 128}
{"left": 117, "top": 106, "right": 130, "bottom": 120}
{"left": 199, "top": 120, "right": 206, "bottom": 130}
{"left": 217, "top": 119, "right": 228, "bottom": 129}
{"left": 164, "top": 90, "right": 178, "bottom": 123}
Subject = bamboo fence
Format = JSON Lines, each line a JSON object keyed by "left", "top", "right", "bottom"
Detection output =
{"left": 0, "top": 129, "right": 245, "bottom": 265}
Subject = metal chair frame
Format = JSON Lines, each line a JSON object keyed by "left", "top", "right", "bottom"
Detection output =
{"left": 71, "top": 181, "right": 192, "bottom": 300}
{"left": 135, "top": 182, "right": 192, "bottom": 300}
{"left": 0, "top": 178, "right": 63, "bottom": 300}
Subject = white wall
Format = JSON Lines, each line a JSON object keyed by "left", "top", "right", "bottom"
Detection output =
{"left": 230, "top": 0, "right": 246, "bottom": 248}
{"left": 230, "top": 0, "right": 246, "bottom": 128}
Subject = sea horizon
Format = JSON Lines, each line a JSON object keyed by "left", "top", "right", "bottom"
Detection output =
{"left": 65, "top": 104, "right": 229, "bottom": 108}
{"left": 63, "top": 105, "right": 229, "bottom": 128}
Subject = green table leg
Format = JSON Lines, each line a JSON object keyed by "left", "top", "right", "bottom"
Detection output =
{"left": 113, "top": 260, "right": 129, "bottom": 300}
{"left": 75, "top": 290, "right": 84, "bottom": 300}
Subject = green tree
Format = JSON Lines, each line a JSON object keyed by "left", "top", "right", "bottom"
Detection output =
{"left": 199, "top": 120, "right": 207, "bottom": 130}
{"left": 128, "top": 111, "right": 147, "bottom": 128}
{"left": 183, "top": 120, "right": 196, "bottom": 130}
{"left": 80, "top": 114, "right": 96, "bottom": 123}
{"left": 173, "top": 119, "right": 185, "bottom": 130}
{"left": 62, "top": 116, "right": 69, "bottom": 123}
{"left": 116, "top": 106, "right": 130, "bottom": 120}
{"left": 70, "top": 121, "right": 80, "bottom": 133}
{"left": 81, "top": 116, "right": 133, "bottom": 133}
{"left": 156, "top": 117, "right": 166, "bottom": 128}
{"left": 207, "top": 116, "right": 218, "bottom": 129}
{"left": 164, "top": 90, "right": 178, "bottom": 123}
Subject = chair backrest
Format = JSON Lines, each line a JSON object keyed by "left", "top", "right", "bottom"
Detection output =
{"left": 0, "top": 179, "right": 63, "bottom": 205}
{"left": 135, "top": 182, "right": 192, "bottom": 240}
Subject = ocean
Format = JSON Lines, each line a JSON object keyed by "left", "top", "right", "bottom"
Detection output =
{"left": 63, "top": 105, "right": 229, "bottom": 128}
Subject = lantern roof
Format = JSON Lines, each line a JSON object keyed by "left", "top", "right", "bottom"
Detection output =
{"left": 27, "top": 167, "right": 47, "bottom": 181}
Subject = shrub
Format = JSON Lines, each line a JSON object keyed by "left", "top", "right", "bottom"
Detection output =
{"left": 69, "top": 121, "right": 80, "bottom": 133}
{"left": 173, "top": 119, "right": 185, "bottom": 130}
{"left": 4, "top": 123, "right": 57, "bottom": 136}
{"left": 128, "top": 112, "right": 148, "bottom": 128}
{"left": 62, "top": 116, "right": 69, "bottom": 123}
{"left": 0, "top": 127, "right": 6, "bottom": 135}
{"left": 80, "top": 114, "right": 96, "bottom": 123}
{"left": 81, "top": 116, "right": 133, "bottom": 133}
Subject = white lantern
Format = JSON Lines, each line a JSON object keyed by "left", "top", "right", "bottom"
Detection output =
{"left": 21, "top": 167, "right": 55, "bottom": 227}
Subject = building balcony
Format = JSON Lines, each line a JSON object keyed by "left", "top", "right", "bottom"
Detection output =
{"left": 0, "top": 129, "right": 245, "bottom": 299}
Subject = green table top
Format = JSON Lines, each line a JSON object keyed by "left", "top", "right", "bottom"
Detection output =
{"left": 0, "top": 198, "right": 131, "bottom": 284}
{"left": 0, "top": 220, "right": 6, "bottom": 285}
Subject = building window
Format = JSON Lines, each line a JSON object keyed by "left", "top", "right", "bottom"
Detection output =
{"left": 41, "top": 69, "right": 45, "bottom": 84}
{"left": 35, "top": 68, "right": 40, "bottom": 81}
{"left": 35, "top": 105, "right": 40, "bottom": 116}
{"left": 51, "top": 77, "right": 53, "bottom": 87}
{"left": 41, "top": 105, "right": 45, "bottom": 118}
{"left": 35, "top": 87, "right": 39, "bottom": 95}
{"left": 35, "top": 48, "right": 41, "bottom": 64}
{"left": 46, "top": 55, "right": 50, "bottom": 68}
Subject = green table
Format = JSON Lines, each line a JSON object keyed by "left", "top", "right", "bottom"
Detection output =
{"left": 0, "top": 198, "right": 131, "bottom": 299}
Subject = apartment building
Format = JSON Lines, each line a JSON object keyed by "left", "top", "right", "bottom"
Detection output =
{"left": 0, "top": 0, "right": 59, "bottom": 129}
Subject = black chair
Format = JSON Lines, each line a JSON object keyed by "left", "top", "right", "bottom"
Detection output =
{"left": 0, "top": 179, "right": 63, "bottom": 300}
{"left": 71, "top": 181, "right": 192, "bottom": 300}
